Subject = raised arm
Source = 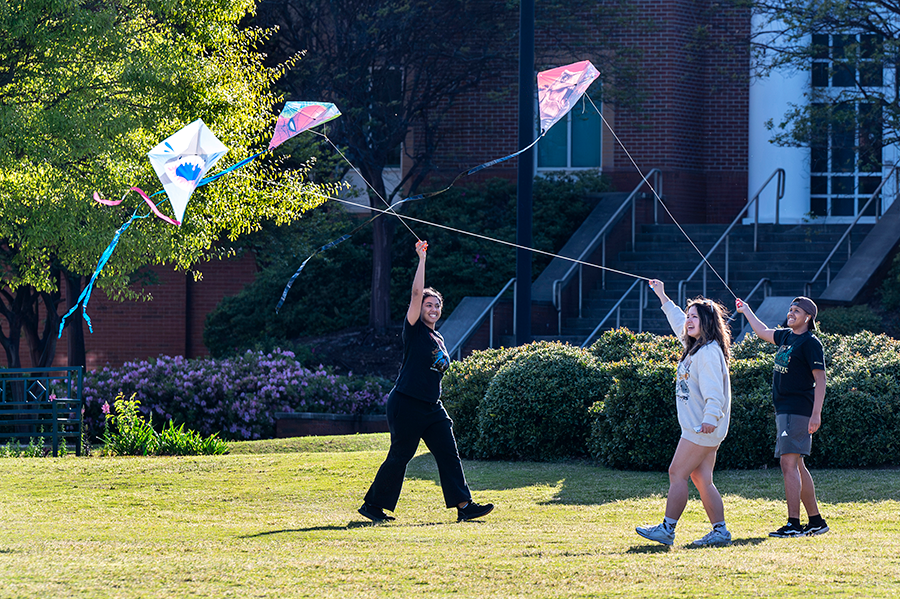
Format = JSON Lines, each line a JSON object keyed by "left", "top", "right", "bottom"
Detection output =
{"left": 406, "top": 240, "right": 428, "bottom": 326}
{"left": 650, "top": 279, "right": 686, "bottom": 341}
{"left": 734, "top": 298, "right": 776, "bottom": 344}
{"left": 648, "top": 279, "right": 671, "bottom": 306}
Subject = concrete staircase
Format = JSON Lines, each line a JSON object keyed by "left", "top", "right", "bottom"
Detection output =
{"left": 559, "top": 223, "right": 874, "bottom": 340}
{"left": 441, "top": 192, "right": 887, "bottom": 355}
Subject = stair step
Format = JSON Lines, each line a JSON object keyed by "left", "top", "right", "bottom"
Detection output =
{"left": 557, "top": 222, "right": 865, "bottom": 339}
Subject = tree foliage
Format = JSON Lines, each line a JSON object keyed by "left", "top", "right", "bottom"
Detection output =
{"left": 0, "top": 0, "right": 340, "bottom": 366}
{"left": 750, "top": 0, "right": 900, "bottom": 147}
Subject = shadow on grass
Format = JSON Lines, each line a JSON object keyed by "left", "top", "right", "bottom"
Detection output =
{"left": 239, "top": 522, "right": 373, "bottom": 537}
{"left": 240, "top": 517, "right": 484, "bottom": 537}
{"left": 403, "top": 452, "right": 900, "bottom": 506}
{"left": 680, "top": 536, "right": 768, "bottom": 550}
{"left": 626, "top": 536, "right": 767, "bottom": 552}
{"left": 625, "top": 544, "right": 671, "bottom": 554}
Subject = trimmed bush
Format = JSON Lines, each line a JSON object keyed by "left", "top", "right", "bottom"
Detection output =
{"left": 808, "top": 332, "right": 900, "bottom": 468}
{"left": 448, "top": 328, "right": 900, "bottom": 470}
{"left": 474, "top": 343, "right": 611, "bottom": 461}
{"left": 716, "top": 357, "right": 776, "bottom": 470}
{"left": 589, "top": 360, "right": 677, "bottom": 470}
{"left": 587, "top": 328, "right": 657, "bottom": 362}
{"left": 441, "top": 346, "right": 521, "bottom": 458}
{"left": 817, "top": 305, "right": 882, "bottom": 335}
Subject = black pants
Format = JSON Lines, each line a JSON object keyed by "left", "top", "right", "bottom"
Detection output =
{"left": 364, "top": 389, "right": 471, "bottom": 511}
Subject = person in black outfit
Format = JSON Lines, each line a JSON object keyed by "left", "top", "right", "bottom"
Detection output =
{"left": 735, "top": 296, "right": 829, "bottom": 538}
{"left": 359, "top": 240, "right": 494, "bottom": 523}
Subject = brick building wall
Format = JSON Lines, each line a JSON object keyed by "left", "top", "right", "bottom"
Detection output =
{"left": 410, "top": 0, "right": 751, "bottom": 225}
{"left": 1, "top": 253, "right": 258, "bottom": 370}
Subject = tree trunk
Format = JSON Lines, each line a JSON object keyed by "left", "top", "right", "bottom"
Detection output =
{"left": 0, "top": 291, "right": 24, "bottom": 369}
{"left": 369, "top": 206, "right": 394, "bottom": 332}
{"left": 22, "top": 279, "right": 61, "bottom": 368}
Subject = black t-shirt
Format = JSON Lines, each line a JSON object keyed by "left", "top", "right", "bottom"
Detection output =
{"left": 772, "top": 329, "right": 826, "bottom": 416}
{"left": 393, "top": 317, "right": 451, "bottom": 402}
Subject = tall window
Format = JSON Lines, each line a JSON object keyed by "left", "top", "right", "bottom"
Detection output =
{"left": 809, "top": 33, "right": 884, "bottom": 218}
{"left": 538, "top": 108, "right": 602, "bottom": 170}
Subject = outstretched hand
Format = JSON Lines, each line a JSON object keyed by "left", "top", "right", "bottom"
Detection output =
{"left": 734, "top": 298, "right": 747, "bottom": 314}
{"left": 648, "top": 279, "right": 668, "bottom": 304}
{"left": 415, "top": 239, "right": 428, "bottom": 260}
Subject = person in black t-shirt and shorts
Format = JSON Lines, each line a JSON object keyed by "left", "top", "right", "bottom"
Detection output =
{"left": 359, "top": 240, "right": 494, "bottom": 524}
{"left": 735, "top": 296, "right": 829, "bottom": 538}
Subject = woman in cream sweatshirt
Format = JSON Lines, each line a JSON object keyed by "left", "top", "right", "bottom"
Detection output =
{"left": 634, "top": 279, "right": 733, "bottom": 547}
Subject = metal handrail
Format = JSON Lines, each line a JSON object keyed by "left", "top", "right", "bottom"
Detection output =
{"left": 677, "top": 168, "right": 785, "bottom": 306}
{"left": 753, "top": 168, "right": 786, "bottom": 248}
{"left": 580, "top": 279, "right": 645, "bottom": 348}
{"left": 552, "top": 169, "right": 661, "bottom": 333}
{"left": 804, "top": 164, "right": 897, "bottom": 297}
{"left": 446, "top": 278, "right": 516, "bottom": 360}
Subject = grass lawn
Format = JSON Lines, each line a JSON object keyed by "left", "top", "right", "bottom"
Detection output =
{"left": 1, "top": 433, "right": 898, "bottom": 598}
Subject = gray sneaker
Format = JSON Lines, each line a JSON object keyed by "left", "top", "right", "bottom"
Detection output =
{"left": 692, "top": 528, "right": 732, "bottom": 547}
{"left": 635, "top": 523, "right": 675, "bottom": 546}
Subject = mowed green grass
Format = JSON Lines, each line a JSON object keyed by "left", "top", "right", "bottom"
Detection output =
{"left": 1, "top": 434, "right": 898, "bottom": 598}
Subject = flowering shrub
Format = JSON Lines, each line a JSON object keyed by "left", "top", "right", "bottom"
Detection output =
{"left": 83, "top": 349, "right": 391, "bottom": 442}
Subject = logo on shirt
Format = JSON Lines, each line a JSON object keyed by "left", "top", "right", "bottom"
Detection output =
{"left": 429, "top": 331, "right": 450, "bottom": 374}
{"left": 774, "top": 344, "right": 793, "bottom": 374}
{"left": 676, "top": 358, "right": 691, "bottom": 403}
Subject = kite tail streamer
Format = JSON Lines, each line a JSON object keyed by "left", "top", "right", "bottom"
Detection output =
{"left": 275, "top": 234, "right": 352, "bottom": 313}
{"left": 198, "top": 151, "right": 265, "bottom": 187}
{"left": 465, "top": 134, "right": 542, "bottom": 176}
{"left": 58, "top": 214, "right": 144, "bottom": 337}
{"left": 94, "top": 187, "right": 180, "bottom": 225}
{"left": 93, "top": 191, "right": 123, "bottom": 206}
{"left": 130, "top": 187, "right": 181, "bottom": 226}
{"left": 390, "top": 134, "right": 544, "bottom": 207}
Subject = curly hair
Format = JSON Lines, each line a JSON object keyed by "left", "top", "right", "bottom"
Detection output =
{"left": 680, "top": 297, "right": 732, "bottom": 363}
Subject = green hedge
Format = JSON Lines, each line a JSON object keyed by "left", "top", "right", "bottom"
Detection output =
{"left": 475, "top": 344, "right": 610, "bottom": 461}
{"left": 442, "top": 328, "right": 900, "bottom": 469}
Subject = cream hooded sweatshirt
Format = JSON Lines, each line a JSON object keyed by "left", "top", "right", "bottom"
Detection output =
{"left": 662, "top": 300, "right": 731, "bottom": 448}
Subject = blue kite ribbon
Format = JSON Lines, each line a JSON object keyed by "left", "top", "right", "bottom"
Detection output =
{"left": 58, "top": 212, "right": 149, "bottom": 337}
{"left": 198, "top": 151, "right": 264, "bottom": 187}
{"left": 390, "top": 133, "right": 544, "bottom": 205}
{"left": 275, "top": 234, "right": 352, "bottom": 313}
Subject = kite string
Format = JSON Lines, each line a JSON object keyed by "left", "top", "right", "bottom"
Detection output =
{"left": 236, "top": 171, "right": 649, "bottom": 282}
{"left": 328, "top": 194, "right": 649, "bottom": 280}
{"left": 312, "top": 130, "right": 421, "bottom": 241}
{"left": 583, "top": 94, "right": 737, "bottom": 300}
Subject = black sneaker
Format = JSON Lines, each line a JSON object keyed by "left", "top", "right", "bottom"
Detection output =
{"left": 358, "top": 503, "right": 395, "bottom": 523}
{"left": 802, "top": 521, "right": 829, "bottom": 536}
{"left": 457, "top": 501, "right": 494, "bottom": 522}
{"left": 769, "top": 522, "right": 804, "bottom": 538}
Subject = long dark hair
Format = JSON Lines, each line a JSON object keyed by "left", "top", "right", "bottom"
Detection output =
{"left": 681, "top": 297, "right": 732, "bottom": 363}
